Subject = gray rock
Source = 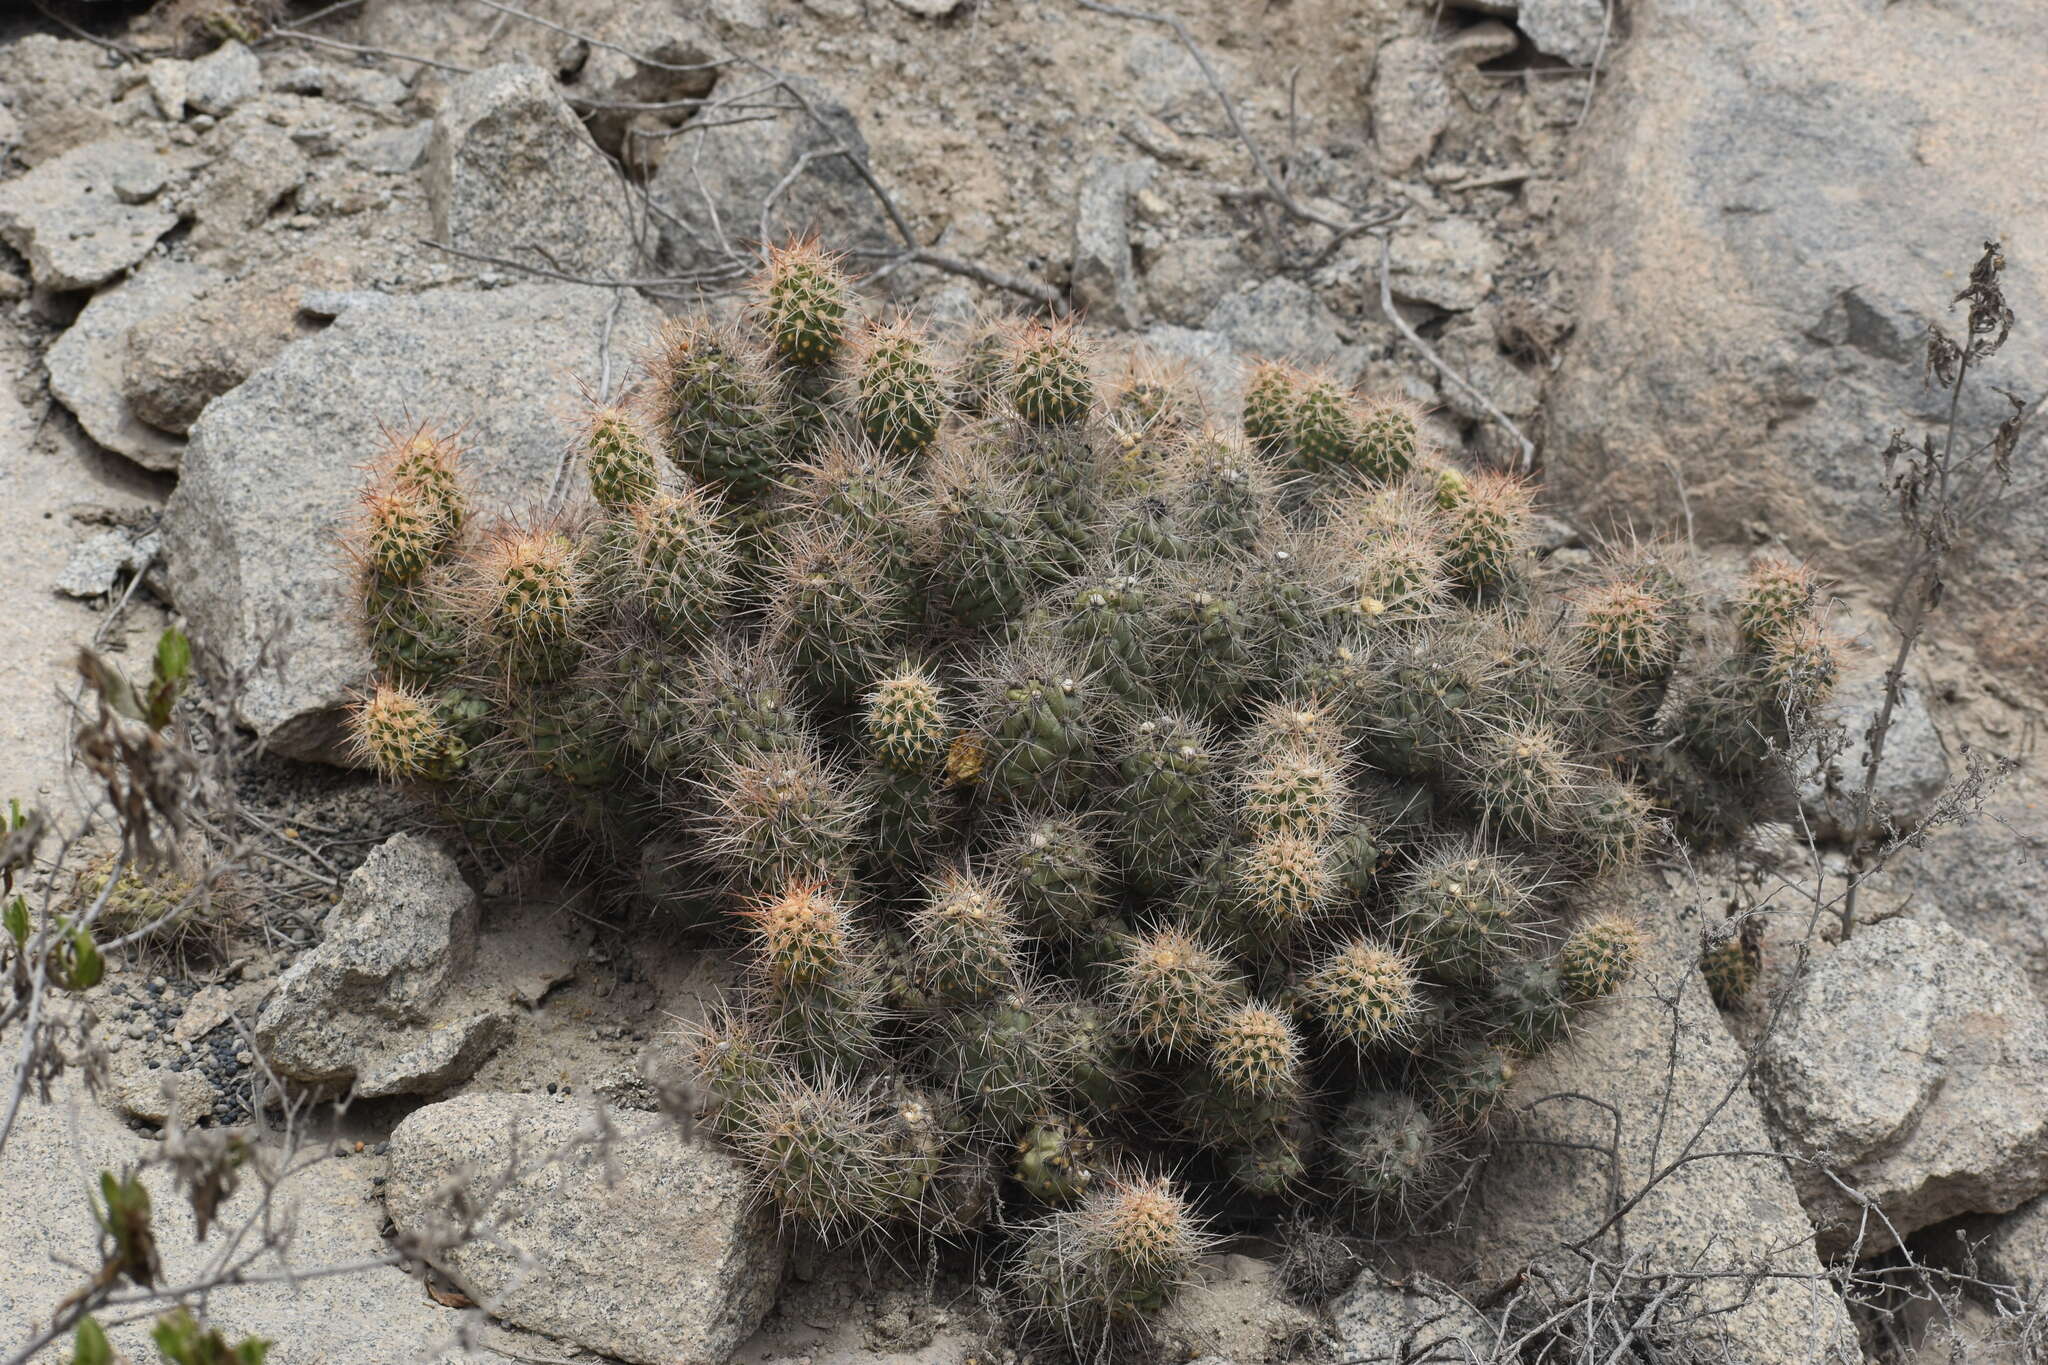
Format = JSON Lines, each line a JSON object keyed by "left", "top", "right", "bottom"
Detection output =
{"left": 1139, "top": 325, "right": 1247, "bottom": 406}
{"left": 1142, "top": 235, "right": 1255, "bottom": 328}
{"left": 1799, "top": 650, "right": 1949, "bottom": 840}
{"left": 144, "top": 59, "right": 191, "bottom": 121}
{"left": 1369, "top": 37, "right": 1451, "bottom": 174}
{"left": 186, "top": 40, "right": 262, "bottom": 117}
{"left": 1468, "top": 870, "right": 1860, "bottom": 1364}
{"left": 1154, "top": 1254, "right": 1319, "bottom": 1364}
{"left": 1385, "top": 217, "right": 1502, "bottom": 312}
{"left": 1541, "top": 0, "right": 2048, "bottom": 698}
{"left": 163, "top": 283, "right": 660, "bottom": 761}
{"left": 1445, "top": 20, "right": 1522, "bottom": 65}
{"left": 254, "top": 833, "right": 509, "bottom": 1097}
{"left": 427, "top": 63, "right": 643, "bottom": 280}
{"left": 104, "top": 1050, "right": 215, "bottom": 1128}
{"left": 123, "top": 256, "right": 350, "bottom": 435}
{"left": 1433, "top": 315, "right": 1541, "bottom": 421}
{"left": 1204, "top": 277, "right": 1349, "bottom": 369}
{"left": 57, "top": 524, "right": 161, "bottom": 599}
{"left": 0, "top": 36, "right": 123, "bottom": 167}
{"left": 384, "top": 1092, "right": 784, "bottom": 1365}
{"left": 184, "top": 120, "right": 308, "bottom": 245}
{"left": 1, "top": 1077, "right": 513, "bottom": 1365}
{"left": 647, "top": 78, "right": 890, "bottom": 273}
{"left": 1757, "top": 914, "right": 2048, "bottom": 1256}
{"left": 892, "top": 0, "right": 962, "bottom": 14}
{"left": 1331, "top": 1274, "right": 1495, "bottom": 1364}
{"left": 0, "top": 139, "right": 182, "bottom": 291}
{"left": 1519, "top": 0, "right": 1609, "bottom": 66}
{"left": 350, "top": 119, "right": 433, "bottom": 175}
{"left": 1071, "top": 159, "right": 1150, "bottom": 330}
{"left": 45, "top": 259, "right": 221, "bottom": 470}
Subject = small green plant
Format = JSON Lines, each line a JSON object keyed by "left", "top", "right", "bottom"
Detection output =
{"left": 343, "top": 243, "right": 1847, "bottom": 1343}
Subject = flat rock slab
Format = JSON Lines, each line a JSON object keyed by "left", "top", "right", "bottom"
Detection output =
{"left": 0, "top": 138, "right": 183, "bottom": 290}
{"left": 1467, "top": 870, "right": 1860, "bottom": 1365}
{"left": 162, "top": 282, "right": 661, "bottom": 762}
{"left": 384, "top": 1091, "right": 784, "bottom": 1365}
{"left": 1758, "top": 913, "right": 2048, "bottom": 1256}
{"left": 45, "top": 259, "right": 223, "bottom": 470}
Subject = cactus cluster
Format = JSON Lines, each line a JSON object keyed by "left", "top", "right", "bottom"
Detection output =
{"left": 347, "top": 245, "right": 1839, "bottom": 1340}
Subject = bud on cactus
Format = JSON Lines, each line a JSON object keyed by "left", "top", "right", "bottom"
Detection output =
{"left": 865, "top": 665, "right": 950, "bottom": 776}
{"left": 1701, "top": 928, "right": 1757, "bottom": 1010}
{"left": 1357, "top": 398, "right": 1422, "bottom": 484}
{"left": 1327, "top": 1089, "right": 1445, "bottom": 1210}
{"left": 1111, "top": 925, "right": 1244, "bottom": 1057}
{"left": 734, "top": 1073, "right": 927, "bottom": 1231}
{"left": 1487, "top": 960, "right": 1572, "bottom": 1053}
{"left": 1010, "top": 321, "right": 1094, "bottom": 426}
{"left": 1341, "top": 528, "right": 1449, "bottom": 627}
{"left": 350, "top": 683, "right": 465, "bottom": 782}
{"left": 359, "top": 484, "right": 446, "bottom": 584}
{"left": 910, "top": 867, "right": 1024, "bottom": 1005}
{"left": 974, "top": 644, "right": 1098, "bottom": 807}
{"left": 1757, "top": 617, "right": 1844, "bottom": 709}
{"left": 755, "top": 239, "right": 850, "bottom": 370}
{"left": 1113, "top": 713, "right": 1225, "bottom": 893}
{"left": 1305, "top": 937, "right": 1421, "bottom": 1052}
{"left": 1567, "top": 777, "right": 1658, "bottom": 873}
{"left": 1431, "top": 1045, "right": 1516, "bottom": 1127}
{"left": 370, "top": 423, "right": 465, "bottom": 542}
{"left": 1013, "top": 1117, "right": 1099, "bottom": 1203}
{"left": 743, "top": 879, "right": 860, "bottom": 993}
{"left": 1229, "top": 833, "right": 1334, "bottom": 945}
{"left": 581, "top": 405, "right": 660, "bottom": 512}
{"left": 1461, "top": 722, "right": 1582, "bottom": 843}
{"left": 1398, "top": 846, "right": 1536, "bottom": 983}
{"left": 472, "top": 528, "right": 588, "bottom": 682}
{"left": 1239, "top": 743, "right": 1348, "bottom": 842}
{"left": 1288, "top": 376, "right": 1367, "bottom": 477}
{"left": 1048, "top": 572, "right": 1156, "bottom": 707}
{"left": 1008, "top": 1174, "right": 1210, "bottom": 1330}
{"left": 648, "top": 319, "right": 781, "bottom": 502}
{"left": 1438, "top": 471, "right": 1532, "bottom": 594}
{"left": 1208, "top": 1001, "right": 1302, "bottom": 1102}
{"left": 1151, "top": 563, "right": 1262, "bottom": 716}
{"left": 704, "top": 743, "right": 861, "bottom": 894}
{"left": 1241, "top": 362, "right": 1300, "bottom": 459}
{"left": 618, "top": 487, "right": 739, "bottom": 644}
{"left": 1168, "top": 430, "right": 1278, "bottom": 553}
{"left": 1735, "top": 558, "right": 1819, "bottom": 652}
{"left": 1577, "top": 581, "right": 1677, "bottom": 683}
{"left": 689, "top": 1003, "right": 788, "bottom": 1137}
{"left": 994, "top": 812, "right": 1109, "bottom": 939}
{"left": 1558, "top": 914, "right": 1643, "bottom": 1003}
{"left": 856, "top": 320, "right": 946, "bottom": 457}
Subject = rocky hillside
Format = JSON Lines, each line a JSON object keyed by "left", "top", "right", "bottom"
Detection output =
{"left": 1, "top": 2, "right": 2043, "bottom": 1364}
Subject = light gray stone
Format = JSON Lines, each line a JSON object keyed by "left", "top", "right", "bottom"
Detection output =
{"left": 1204, "top": 277, "right": 1348, "bottom": 368}
{"left": 57, "top": 524, "right": 161, "bottom": 599}
{"left": 1433, "top": 315, "right": 1541, "bottom": 421}
{"left": 1386, "top": 216, "right": 1503, "bottom": 312}
{"left": 1143, "top": 235, "right": 1255, "bottom": 328}
{"left": 1519, "top": 0, "right": 1609, "bottom": 66}
{"left": 1071, "top": 158, "right": 1150, "bottom": 330}
{"left": 162, "top": 283, "right": 660, "bottom": 760}
{"left": 1369, "top": 37, "right": 1451, "bottom": 174}
{"left": 185, "top": 40, "right": 262, "bottom": 117}
{"left": 253, "top": 834, "right": 505, "bottom": 1098}
{"left": 1541, "top": 0, "right": 2048, "bottom": 696}
{"left": 1468, "top": 871, "right": 1860, "bottom": 1364}
{"left": 0, "top": 139, "right": 182, "bottom": 291}
{"left": 184, "top": 120, "right": 308, "bottom": 245}
{"left": 1154, "top": 1254, "right": 1319, "bottom": 1364}
{"left": 1, "top": 1078, "right": 513, "bottom": 1365}
{"left": 1446, "top": 20, "right": 1522, "bottom": 65}
{"left": 648, "top": 78, "right": 890, "bottom": 272}
{"left": 384, "top": 1092, "right": 784, "bottom": 1365}
{"left": 123, "top": 256, "right": 350, "bottom": 436}
{"left": 1757, "top": 914, "right": 2048, "bottom": 1256}
{"left": 892, "top": 0, "right": 962, "bottom": 14}
{"left": 45, "top": 259, "right": 221, "bottom": 470}
{"left": 0, "top": 36, "right": 123, "bottom": 167}
{"left": 144, "top": 59, "right": 191, "bottom": 121}
{"left": 427, "top": 63, "right": 642, "bottom": 281}
{"left": 1332, "top": 1274, "right": 1495, "bottom": 1364}
{"left": 1799, "top": 650, "right": 1949, "bottom": 840}
{"left": 350, "top": 119, "right": 433, "bottom": 175}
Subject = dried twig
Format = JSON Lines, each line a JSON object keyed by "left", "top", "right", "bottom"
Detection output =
{"left": 1376, "top": 236, "right": 1538, "bottom": 472}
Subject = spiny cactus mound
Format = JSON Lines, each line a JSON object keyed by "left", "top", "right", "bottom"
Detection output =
{"left": 346, "top": 248, "right": 1841, "bottom": 1344}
